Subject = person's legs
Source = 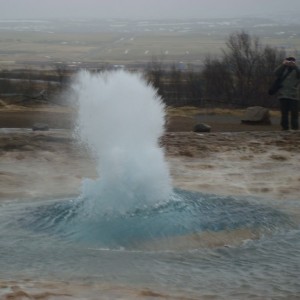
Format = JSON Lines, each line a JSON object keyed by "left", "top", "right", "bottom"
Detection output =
{"left": 280, "top": 98, "right": 290, "bottom": 130}
{"left": 290, "top": 99, "right": 299, "bottom": 130}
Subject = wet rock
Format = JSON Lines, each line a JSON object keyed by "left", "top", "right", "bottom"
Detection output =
{"left": 193, "top": 123, "right": 211, "bottom": 133}
{"left": 32, "top": 123, "right": 49, "bottom": 131}
{"left": 241, "top": 106, "right": 271, "bottom": 125}
{"left": 0, "top": 99, "right": 7, "bottom": 107}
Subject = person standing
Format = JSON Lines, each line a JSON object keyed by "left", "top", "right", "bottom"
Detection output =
{"left": 274, "top": 57, "right": 300, "bottom": 130}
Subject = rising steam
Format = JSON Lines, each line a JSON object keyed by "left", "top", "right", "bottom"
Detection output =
{"left": 71, "top": 70, "right": 172, "bottom": 215}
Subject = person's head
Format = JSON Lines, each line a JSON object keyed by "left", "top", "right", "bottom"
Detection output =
{"left": 285, "top": 56, "right": 296, "bottom": 67}
{"left": 286, "top": 56, "right": 296, "bottom": 62}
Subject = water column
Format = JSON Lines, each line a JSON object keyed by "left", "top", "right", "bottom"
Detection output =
{"left": 72, "top": 70, "right": 172, "bottom": 215}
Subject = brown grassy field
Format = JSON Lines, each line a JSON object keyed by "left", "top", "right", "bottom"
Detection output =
{"left": 0, "top": 30, "right": 224, "bottom": 66}
{"left": 1, "top": 28, "right": 299, "bottom": 68}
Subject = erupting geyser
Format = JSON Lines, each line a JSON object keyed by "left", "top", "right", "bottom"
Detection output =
{"left": 0, "top": 62, "right": 299, "bottom": 300}
{"left": 72, "top": 70, "right": 172, "bottom": 215}
{"left": 17, "top": 69, "right": 292, "bottom": 250}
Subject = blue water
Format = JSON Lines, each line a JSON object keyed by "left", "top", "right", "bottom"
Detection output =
{"left": 1, "top": 190, "right": 300, "bottom": 299}
{"left": 19, "top": 189, "right": 294, "bottom": 249}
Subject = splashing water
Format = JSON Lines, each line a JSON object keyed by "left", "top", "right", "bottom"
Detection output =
{"left": 72, "top": 70, "right": 172, "bottom": 215}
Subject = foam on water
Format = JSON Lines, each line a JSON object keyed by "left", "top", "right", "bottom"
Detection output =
{"left": 71, "top": 70, "right": 172, "bottom": 215}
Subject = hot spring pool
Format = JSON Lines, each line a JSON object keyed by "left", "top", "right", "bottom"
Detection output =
{"left": 0, "top": 191, "right": 300, "bottom": 299}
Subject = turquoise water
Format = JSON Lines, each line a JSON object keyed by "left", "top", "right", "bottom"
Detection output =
{"left": 1, "top": 190, "right": 300, "bottom": 299}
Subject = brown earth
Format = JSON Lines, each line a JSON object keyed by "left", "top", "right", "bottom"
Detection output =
{"left": 0, "top": 104, "right": 282, "bottom": 132}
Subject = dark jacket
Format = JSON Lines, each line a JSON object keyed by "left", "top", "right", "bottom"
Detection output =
{"left": 274, "top": 64, "right": 300, "bottom": 100}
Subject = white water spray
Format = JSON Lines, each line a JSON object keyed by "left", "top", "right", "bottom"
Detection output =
{"left": 72, "top": 70, "right": 172, "bottom": 214}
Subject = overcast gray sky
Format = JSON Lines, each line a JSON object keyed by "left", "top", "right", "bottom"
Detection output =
{"left": 0, "top": 0, "right": 299, "bottom": 19}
